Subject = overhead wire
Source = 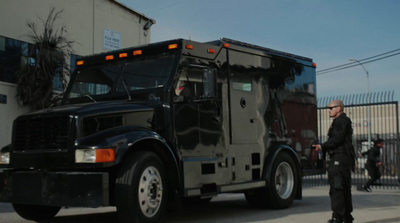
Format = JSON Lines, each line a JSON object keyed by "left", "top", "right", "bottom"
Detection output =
{"left": 316, "top": 48, "right": 400, "bottom": 75}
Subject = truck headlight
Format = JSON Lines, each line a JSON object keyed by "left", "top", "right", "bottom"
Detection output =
{"left": 75, "top": 148, "right": 115, "bottom": 163}
{"left": 0, "top": 152, "right": 10, "bottom": 164}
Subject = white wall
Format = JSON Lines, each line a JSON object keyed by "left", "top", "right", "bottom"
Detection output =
{"left": 0, "top": 84, "right": 30, "bottom": 149}
{"left": 0, "top": 0, "right": 153, "bottom": 149}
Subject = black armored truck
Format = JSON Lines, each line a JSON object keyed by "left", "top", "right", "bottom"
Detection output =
{"left": 0, "top": 38, "right": 321, "bottom": 223}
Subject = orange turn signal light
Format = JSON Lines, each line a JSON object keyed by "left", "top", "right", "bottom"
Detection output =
{"left": 223, "top": 43, "right": 230, "bottom": 48}
{"left": 76, "top": 60, "right": 84, "bottom": 66}
{"left": 96, "top": 149, "right": 115, "bottom": 163}
{"left": 185, "top": 44, "right": 194, "bottom": 50}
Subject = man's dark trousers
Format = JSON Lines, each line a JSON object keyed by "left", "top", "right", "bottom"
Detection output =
{"left": 328, "top": 153, "right": 353, "bottom": 222}
{"left": 364, "top": 162, "right": 381, "bottom": 188}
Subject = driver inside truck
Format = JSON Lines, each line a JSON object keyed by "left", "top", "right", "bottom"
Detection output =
{"left": 175, "top": 81, "right": 194, "bottom": 97}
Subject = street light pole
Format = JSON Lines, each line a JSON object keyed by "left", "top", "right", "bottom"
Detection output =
{"left": 349, "top": 58, "right": 371, "bottom": 149}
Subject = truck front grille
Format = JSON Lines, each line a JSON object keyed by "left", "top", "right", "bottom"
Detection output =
{"left": 13, "top": 116, "right": 71, "bottom": 151}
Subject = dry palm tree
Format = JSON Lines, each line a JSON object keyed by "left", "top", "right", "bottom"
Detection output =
{"left": 17, "top": 7, "right": 74, "bottom": 110}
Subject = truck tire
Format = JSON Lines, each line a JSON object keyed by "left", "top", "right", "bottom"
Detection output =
{"left": 245, "top": 152, "right": 298, "bottom": 209}
{"left": 115, "top": 151, "right": 167, "bottom": 223}
{"left": 12, "top": 204, "right": 61, "bottom": 221}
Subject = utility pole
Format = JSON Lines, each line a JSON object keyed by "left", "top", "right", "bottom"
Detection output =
{"left": 349, "top": 58, "right": 371, "bottom": 148}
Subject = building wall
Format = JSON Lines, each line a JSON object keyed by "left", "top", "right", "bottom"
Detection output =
{"left": 0, "top": 0, "right": 154, "bottom": 149}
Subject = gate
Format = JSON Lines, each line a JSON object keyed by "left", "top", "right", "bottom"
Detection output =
{"left": 304, "top": 91, "right": 400, "bottom": 189}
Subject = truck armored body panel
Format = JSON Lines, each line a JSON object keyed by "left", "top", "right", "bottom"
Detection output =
{"left": 0, "top": 38, "right": 320, "bottom": 223}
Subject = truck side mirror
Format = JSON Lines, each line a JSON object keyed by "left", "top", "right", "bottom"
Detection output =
{"left": 203, "top": 68, "right": 216, "bottom": 98}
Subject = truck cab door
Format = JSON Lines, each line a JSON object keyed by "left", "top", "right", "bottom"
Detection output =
{"left": 173, "top": 65, "right": 222, "bottom": 156}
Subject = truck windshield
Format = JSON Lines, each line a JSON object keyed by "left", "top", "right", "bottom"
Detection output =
{"left": 63, "top": 54, "right": 176, "bottom": 104}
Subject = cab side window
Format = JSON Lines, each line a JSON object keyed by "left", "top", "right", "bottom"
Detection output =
{"left": 175, "top": 66, "right": 216, "bottom": 100}
{"left": 232, "top": 74, "right": 252, "bottom": 92}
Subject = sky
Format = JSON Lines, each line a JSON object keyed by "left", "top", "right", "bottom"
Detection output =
{"left": 119, "top": 0, "right": 400, "bottom": 103}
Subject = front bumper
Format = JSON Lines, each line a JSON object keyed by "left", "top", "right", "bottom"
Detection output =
{"left": 0, "top": 170, "right": 109, "bottom": 207}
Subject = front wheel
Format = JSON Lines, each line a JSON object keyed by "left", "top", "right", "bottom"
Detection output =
{"left": 115, "top": 151, "right": 167, "bottom": 223}
{"left": 245, "top": 152, "right": 298, "bottom": 209}
{"left": 12, "top": 204, "right": 61, "bottom": 221}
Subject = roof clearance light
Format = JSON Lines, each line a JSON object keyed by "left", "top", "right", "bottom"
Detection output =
{"left": 119, "top": 52, "right": 128, "bottom": 58}
{"left": 105, "top": 55, "right": 114, "bottom": 61}
{"left": 185, "top": 44, "right": 194, "bottom": 50}
{"left": 207, "top": 49, "right": 216, "bottom": 54}
{"left": 312, "top": 63, "right": 317, "bottom": 68}
{"left": 76, "top": 60, "right": 84, "bottom": 66}
{"left": 133, "top": 50, "right": 142, "bottom": 56}
{"left": 223, "top": 43, "right": 230, "bottom": 48}
{"left": 168, "top": 44, "right": 178, "bottom": 49}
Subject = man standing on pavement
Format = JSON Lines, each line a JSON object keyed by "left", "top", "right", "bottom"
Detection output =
{"left": 313, "top": 100, "right": 355, "bottom": 223}
{"left": 360, "top": 139, "right": 384, "bottom": 192}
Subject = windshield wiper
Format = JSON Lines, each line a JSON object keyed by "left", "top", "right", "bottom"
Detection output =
{"left": 121, "top": 78, "right": 132, "bottom": 101}
{"left": 118, "top": 65, "right": 132, "bottom": 101}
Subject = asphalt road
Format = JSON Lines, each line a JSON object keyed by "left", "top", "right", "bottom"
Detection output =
{"left": 1, "top": 186, "right": 399, "bottom": 223}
